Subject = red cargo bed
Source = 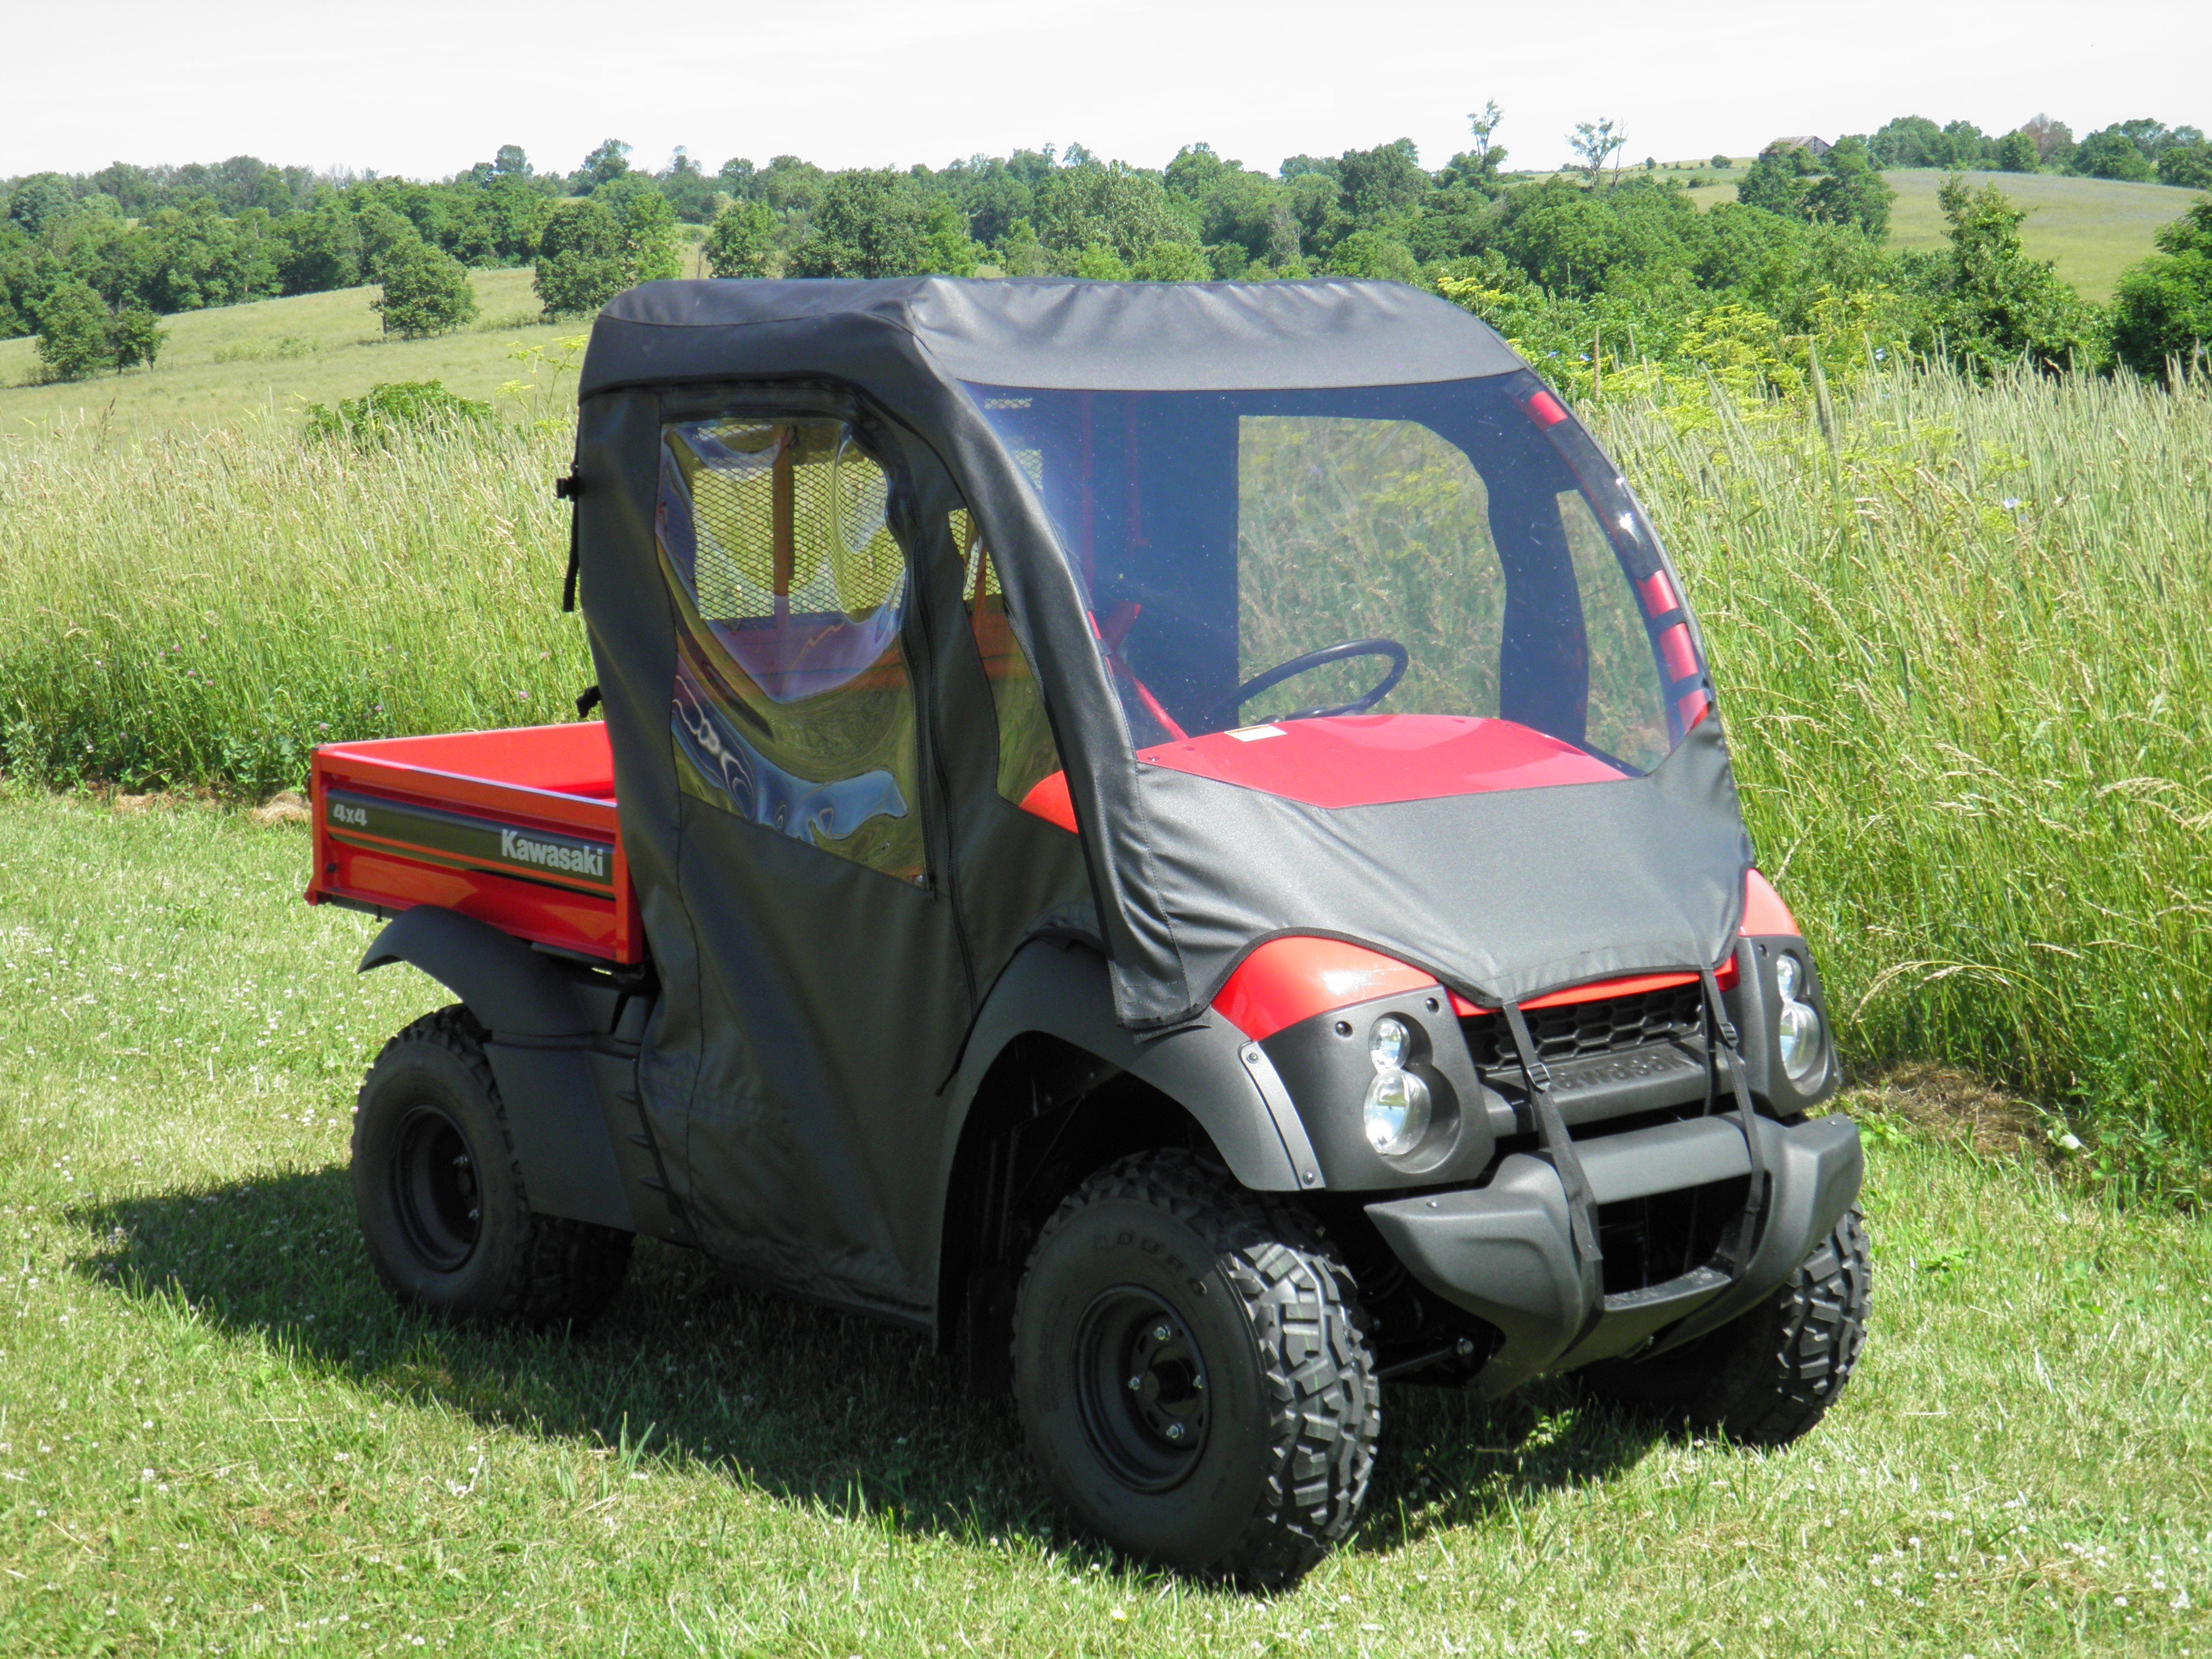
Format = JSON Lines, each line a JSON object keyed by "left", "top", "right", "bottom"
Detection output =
{"left": 306, "top": 723, "right": 642, "bottom": 964}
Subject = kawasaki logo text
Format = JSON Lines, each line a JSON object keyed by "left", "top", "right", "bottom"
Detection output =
{"left": 500, "top": 827, "right": 608, "bottom": 881}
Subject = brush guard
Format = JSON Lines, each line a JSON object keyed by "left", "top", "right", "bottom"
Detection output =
{"left": 1363, "top": 954, "right": 1862, "bottom": 1396}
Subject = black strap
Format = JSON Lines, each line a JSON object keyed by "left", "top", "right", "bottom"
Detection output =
{"left": 556, "top": 471, "right": 582, "bottom": 612}
{"left": 575, "top": 685, "right": 602, "bottom": 720}
{"left": 1502, "top": 1002, "right": 1604, "bottom": 1312}
{"left": 1701, "top": 965, "right": 1769, "bottom": 1274}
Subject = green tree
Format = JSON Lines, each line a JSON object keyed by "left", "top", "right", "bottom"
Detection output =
{"left": 788, "top": 169, "right": 931, "bottom": 278}
{"left": 994, "top": 217, "right": 1052, "bottom": 277}
{"left": 1070, "top": 244, "right": 1130, "bottom": 280}
{"left": 1567, "top": 119, "right": 1627, "bottom": 188}
{"left": 1466, "top": 101, "right": 1509, "bottom": 181}
{"left": 108, "top": 303, "right": 166, "bottom": 370}
{"left": 1335, "top": 139, "right": 1428, "bottom": 227}
{"left": 372, "top": 238, "right": 478, "bottom": 338}
{"left": 595, "top": 175, "right": 682, "bottom": 282}
{"left": 276, "top": 191, "right": 362, "bottom": 294}
{"left": 704, "top": 200, "right": 775, "bottom": 278}
{"left": 534, "top": 198, "right": 628, "bottom": 318}
{"left": 2110, "top": 200, "right": 2212, "bottom": 378}
{"left": 1995, "top": 130, "right": 2039, "bottom": 173}
{"left": 1804, "top": 138, "right": 1895, "bottom": 236}
{"left": 2072, "top": 127, "right": 2155, "bottom": 181}
{"left": 1131, "top": 239, "right": 1209, "bottom": 281}
{"left": 6, "top": 173, "right": 77, "bottom": 237}
{"left": 2158, "top": 145, "right": 2212, "bottom": 190}
{"left": 32, "top": 277, "right": 111, "bottom": 379}
{"left": 1709, "top": 153, "right": 1731, "bottom": 170}
{"left": 658, "top": 148, "right": 720, "bottom": 224}
{"left": 922, "top": 193, "right": 982, "bottom": 275}
{"left": 1738, "top": 145, "right": 1818, "bottom": 217}
{"left": 571, "top": 139, "right": 632, "bottom": 194}
{"left": 493, "top": 145, "right": 531, "bottom": 177}
{"left": 1924, "top": 176, "right": 2104, "bottom": 374}
{"left": 1323, "top": 230, "right": 1420, "bottom": 283}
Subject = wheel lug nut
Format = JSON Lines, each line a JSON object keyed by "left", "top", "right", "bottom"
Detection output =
{"left": 1153, "top": 1325, "right": 1171, "bottom": 1342}
{"left": 1166, "top": 1423, "right": 1185, "bottom": 1440}
{"left": 1127, "top": 1375, "right": 1142, "bottom": 1391}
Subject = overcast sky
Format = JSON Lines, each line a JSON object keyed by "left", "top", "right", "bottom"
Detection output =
{"left": 4, "top": 0, "right": 2205, "bottom": 182}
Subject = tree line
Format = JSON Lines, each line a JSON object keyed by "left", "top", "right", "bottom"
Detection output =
{"left": 3, "top": 109, "right": 2206, "bottom": 385}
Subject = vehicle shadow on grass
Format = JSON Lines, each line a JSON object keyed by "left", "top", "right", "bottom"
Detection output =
{"left": 71, "top": 1165, "right": 1673, "bottom": 1572}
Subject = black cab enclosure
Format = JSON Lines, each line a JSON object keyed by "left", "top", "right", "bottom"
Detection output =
{"left": 333, "top": 277, "right": 1868, "bottom": 1583}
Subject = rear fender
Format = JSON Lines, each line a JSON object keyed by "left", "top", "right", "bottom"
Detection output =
{"left": 359, "top": 905, "right": 646, "bottom": 1235}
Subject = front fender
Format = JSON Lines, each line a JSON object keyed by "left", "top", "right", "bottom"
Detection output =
{"left": 937, "top": 940, "right": 1313, "bottom": 1200}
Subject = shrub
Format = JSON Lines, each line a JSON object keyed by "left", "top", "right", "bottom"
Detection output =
{"left": 1709, "top": 153, "right": 1731, "bottom": 170}
{"left": 372, "top": 239, "right": 479, "bottom": 339}
{"left": 33, "top": 278, "right": 111, "bottom": 381}
{"left": 303, "top": 380, "right": 493, "bottom": 446}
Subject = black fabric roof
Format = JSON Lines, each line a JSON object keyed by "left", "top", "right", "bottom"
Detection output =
{"left": 579, "top": 277, "right": 1524, "bottom": 398}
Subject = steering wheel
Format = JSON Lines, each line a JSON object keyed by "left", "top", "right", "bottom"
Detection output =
{"left": 1202, "top": 638, "right": 1409, "bottom": 729}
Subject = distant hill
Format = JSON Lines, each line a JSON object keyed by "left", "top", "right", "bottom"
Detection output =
{"left": 1691, "top": 169, "right": 2199, "bottom": 302}
{"left": 0, "top": 268, "right": 582, "bottom": 438}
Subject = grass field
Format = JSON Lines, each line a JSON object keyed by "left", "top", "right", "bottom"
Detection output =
{"left": 1685, "top": 169, "right": 2201, "bottom": 301}
{"left": 0, "top": 270, "right": 593, "bottom": 441}
{"left": 0, "top": 788, "right": 2206, "bottom": 1655}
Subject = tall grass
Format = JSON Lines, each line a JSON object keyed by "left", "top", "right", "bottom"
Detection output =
{"left": 2, "top": 367, "right": 2207, "bottom": 1153}
{"left": 0, "top": 414, "right": 590, "bottom": 792}
{"left": 1599, "top": 365, "right": 2212, "bottom": 1154}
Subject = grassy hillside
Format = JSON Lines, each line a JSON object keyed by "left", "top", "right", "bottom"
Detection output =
{"left": 1690, "top": 169, "right": 2199, "bottom": 300}
{"left": 0, "top": 788, "right": 2205, "bottom": 1655}
{"left": 1884, "top": 169, "right": 2201, "bottom": 301}
{"left": 0, "top": 269, "right": 586, "bottom": 439}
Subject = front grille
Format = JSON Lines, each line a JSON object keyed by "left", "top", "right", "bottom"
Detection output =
{"left": 1598, "top": 1174, "right": 1750, "bottom": 1295}
{"left": 1462, "top": 981, "right": 1704, "bottom": 1071}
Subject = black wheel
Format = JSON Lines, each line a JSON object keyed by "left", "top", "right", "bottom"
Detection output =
{"left": 1012, "top": 1151, "right": 1378, "bottom": 1585}
{"left": 1581, "top": 1206, "right": 1871, "bottom": 1445}
{"left": 352, "top": 1005, "right": 632, "bottom": 1328}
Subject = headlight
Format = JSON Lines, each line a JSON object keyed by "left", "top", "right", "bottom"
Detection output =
{"left": 1368, "top": 1016, "right": 1410, "bottom": 1071}
{"left": 1363, "top": 1066, "right": 1432, "bottom": 1155}
{"left": 1774, "top": 953, "right": 1823, "bottom": 1082}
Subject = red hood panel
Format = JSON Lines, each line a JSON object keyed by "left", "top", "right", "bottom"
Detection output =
{"left": 1133, "top": 714, "right": 1625, "bottom": 809}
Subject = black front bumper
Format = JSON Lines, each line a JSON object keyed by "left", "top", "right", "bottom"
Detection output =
{"left": 1365, "top": 1111, "right": 1863, "bottom": 1396}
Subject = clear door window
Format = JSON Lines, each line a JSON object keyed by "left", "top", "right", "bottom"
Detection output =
{"left": 657, "top": 416, "right": 924, "bottom": 883}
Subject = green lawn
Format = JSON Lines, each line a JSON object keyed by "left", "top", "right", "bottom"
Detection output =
{"left": 1, "top": 788, "right": 2207, "bottom": 1654}
{"left": 0, "top": 268, "right": 624, "bottom": 441}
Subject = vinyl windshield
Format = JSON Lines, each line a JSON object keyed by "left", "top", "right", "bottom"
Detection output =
{"left": 965, "top": 371, "right": 1709, "bottom": 795}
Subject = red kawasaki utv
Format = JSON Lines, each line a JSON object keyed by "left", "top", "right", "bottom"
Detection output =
{"left": 310, "top": 277, "right": 1867, "bottom": 1584}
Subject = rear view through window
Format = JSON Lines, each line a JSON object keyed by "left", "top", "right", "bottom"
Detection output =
{"left": 966, "top": 373, "right": 1706, "bottom": 801}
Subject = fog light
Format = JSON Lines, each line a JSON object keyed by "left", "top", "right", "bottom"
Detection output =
{"left": 1774, "top": 953, "right": 1823, "bottom": 1082}
{"left": 1368, "top": 1016, "right": 1410, "bottom": 1071}
{"left": 1363, "top": 1066, "right": 1432, "bottom": 1155}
